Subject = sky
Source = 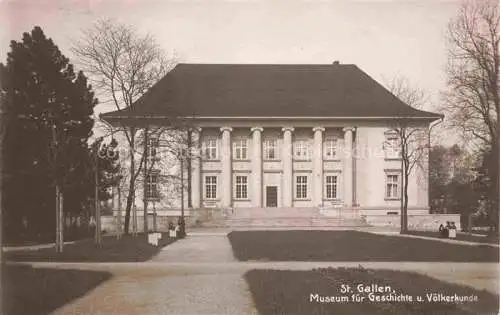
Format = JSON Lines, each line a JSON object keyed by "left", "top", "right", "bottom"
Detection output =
{"left": 0, "top": 0, "right": 463, "bottom": 143}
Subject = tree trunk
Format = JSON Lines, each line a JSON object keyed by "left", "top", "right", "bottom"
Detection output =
{"left": 124, "top": 182, "right": 134, "bottom": 235}
{"left": 58, "top": 191, "right": 64, "bottom": 252}
{"left": 1, "top": 102, "right": 4, "bottom": 309}
{"left": 400, "top": 143, "right": 405, "bottom": 234}
{"left": 124, "top": 133, "right": 136, "bottom": 235}
{"left": 117, "top": 184, "right": 122, "bottom": 239}
{"left": 55, "top": 186, "right": 64, "bottom": 252}
{"left": 187, "top": 128, "right": 192, "bottom": 208}
{"left": 95, "top": 152, "right": 101, "bottom": 246}
{"left": 143, "top": 128, "right": 148, "bottom": 233}
{"left": 403, "top": 174, "right": 409, "bottom": 233}
{"left": 497, "top": 135, "right": 500, "bottom": 233}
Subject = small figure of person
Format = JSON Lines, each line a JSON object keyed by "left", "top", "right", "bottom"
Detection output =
{"left": 448, "top": 221, "right": 457, "bottom": 239}
{"left": 445, "top": 221, "right": 452, "bottom": 238}
{"left": 439, "top": 223, "right": 445, "bottom": 237}
{"left": 450, "top": 222, "right": 457, "bottom": 230}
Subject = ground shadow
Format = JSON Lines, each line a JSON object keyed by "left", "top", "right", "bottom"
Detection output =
{"left": 4, "top": 233, "right": 175, "bottom": 262}
{"left": 228, "top": 230, "right": 499, "bottom": 262}
{"left": 2, "top": 264, "right": 112, "bottom": 315}
{"left": 245, "top": 268, "right": 499, "bottom": 315}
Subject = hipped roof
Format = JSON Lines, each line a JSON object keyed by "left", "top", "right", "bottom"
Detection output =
{"left": 101, "top": 63, "right": 442, "bottom": 122}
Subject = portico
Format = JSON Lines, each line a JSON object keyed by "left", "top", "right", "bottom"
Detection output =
{"left": 191, "top": 125, "right": 357, "bottom": 210}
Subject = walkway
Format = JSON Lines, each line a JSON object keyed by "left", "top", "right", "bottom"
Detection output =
{"left": 371, "top": 230, "right": 500, "bottom": 248}
{"left": 9, "top": 230, "right": 499, "bottom": 314}
{"left": 50, "top": 232, "right": 258, "bottom": 315}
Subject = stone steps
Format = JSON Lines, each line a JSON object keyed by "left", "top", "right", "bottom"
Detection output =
{"left": 227, "top": 217, "right": 367, "bottom": 226}
{"left": 193, "top": 207, "right": 370, "bottom": 229}
{"left": 198, "top": 218, "right": 368, "bottom": 228}
{"left": 230, "top": 207, "right": 320, "bottom": 219}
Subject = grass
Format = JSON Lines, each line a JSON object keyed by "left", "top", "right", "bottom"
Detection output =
{"left": 245, "top": 268, "right": 499, "bottom": 315}
{"left": 2, "top": 264, "right": 112, "bottom": 315}
{"left": 4, "top": 232, "right": 175, "bottom": 262}
{"left": 228, "top": 230, "right": 499, "bottom": 262}
{"left": 407, "top": 230, "right": 499, "bottom": 245}
{"left": 3, "top": 227, "right": 101, "bottom": 246}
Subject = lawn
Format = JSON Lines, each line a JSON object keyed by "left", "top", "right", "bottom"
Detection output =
{"left": 2, "top": 264, "right": 112, "bottom": 315}
{"left": 4, "top": 232, "right": 175, "bottom": 262}
{"left": 407, "top": 230, "right": 499, "bottom": 245}
{"left": 245, "top": 268, "right": 499, "bottom": 315}
{"left": 228, "top": 230, "right": 499, "bottom": 262}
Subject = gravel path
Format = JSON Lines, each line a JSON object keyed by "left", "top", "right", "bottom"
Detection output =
{"left": 51, "top": 233, "right": 258, "bottom": 315}
{"left": 9, "top": 231, "right": 497, "bottom": 314}
{"left": 371, "top": 231, "right": 500, "bottom": 247}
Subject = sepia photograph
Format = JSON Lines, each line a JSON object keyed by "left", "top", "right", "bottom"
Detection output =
{"left": 0, "top": 0, "right": 499, "bottom": 314}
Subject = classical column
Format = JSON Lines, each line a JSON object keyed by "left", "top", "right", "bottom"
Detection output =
{"left": 282, "top": 127, "right": 294, "bottom": 207}
{"left": 343, "top": 126, "right": 355, "bottom": 208}
{"left": 251, "top": 127, "right": 263, "bottom": 207}
{"left": 312, "top": 127, "right": 325, "bottom": 207}
{"left": 220, "top": 126, "right": 232, "bottom": 208}
{"left": 191, "top": 128, "right": 202, "bottom": 208}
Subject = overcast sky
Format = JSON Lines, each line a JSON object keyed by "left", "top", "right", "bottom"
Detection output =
{"left": 1, "top": 0, "right": 462, "bottom": 127}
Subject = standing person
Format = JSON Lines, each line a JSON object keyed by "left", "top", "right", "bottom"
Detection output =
{"left": 439, "top": 224, "right": 446, "bottom": 238}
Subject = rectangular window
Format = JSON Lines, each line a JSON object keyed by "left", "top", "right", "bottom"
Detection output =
{"left": 324, "top": 138, "right": 337, "bottom": 160}
{"left": 203, "top": 139, "right": 218, "bottom": 160}
{"left": 263, "top": 139, "right": 278, "bottom": 160}
{"left": 233, "top": 139, "right": 248, "bottom": 160}
{"left": 325, "top": 175, "right": 338, "bottom": 199}
{"left": 385, "top": 135, "right": 400, "bottom": 158}
{"left": 146, "top": 173, "right": 159, "bottom": 199}
{"left": 147, "top": 137, "right": 159, "bottom": 163}
{"left": 235, "top": 175, "right": 248, "bottom": 199}
{"left": 295, "top": 175, "right": 308, "bottom": 199}
{"left": 294, "top": 140, "right": 309, "bottom": 159}
{"left": 385, "top": 174, "right": 399, "bottom": 199}
{"left": 205, "top": 176, "right": 217, "bottom": 199}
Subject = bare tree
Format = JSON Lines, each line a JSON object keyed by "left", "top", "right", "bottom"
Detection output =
{"left": 443, "top": 0, "right": 499, "bottom": 148}
{"left": 72, "top": 19, "right": 176, "bottom": 234}
{"left": 444, "top": 0, "right": 499, "bottom": 229}
{"left": 0, "top": 91, "right": 5, "bottom": 311}
{"left": 139, "top": 124, "right": 200, "bottom": 234}
{"left": 386, "top": 77, "right": 437, "bottom": 233}
{"left": 140, "top": 126, "right": 173, "bottom": 232}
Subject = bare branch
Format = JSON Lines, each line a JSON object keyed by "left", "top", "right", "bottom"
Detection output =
{"left": 385, "top": 75, "right": 434, "bottom": 233}
{"left": 71, "top": 19, "right": 177, "bottom": 234}
{"left": 442, "top": 0, "right": 499, "bottom": 149}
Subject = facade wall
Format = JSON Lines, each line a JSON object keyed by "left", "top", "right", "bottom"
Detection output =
{"left": 365, "top": 214, "right": 461, "bottom": 231}
{"left": 110, "top": 129, "right": 188, "bottom": 212}
{"left": 110, "top": 120, "right": 431, "bottom": 215}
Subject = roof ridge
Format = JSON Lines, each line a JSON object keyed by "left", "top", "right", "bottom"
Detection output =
{"left": 176, "top": 62, "right": 357, "bottom": 66}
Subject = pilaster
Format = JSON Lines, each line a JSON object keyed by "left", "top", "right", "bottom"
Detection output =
{"left": 191, "top": 128, "right": 202, "bottom": 208}
{"left": 282, "top": 127, "right": 294, "bottom": 207}
{"left": 312, "top": 126, "right": 325, "bottom": 207}
{"left": 251, "top": 127, "right": 264, "bottom": 207}
{"left": 220, "top": 126, "right": 232, "bottom": 208}
{"left": 343, "top": 126, "right": 355, "bottom": 208}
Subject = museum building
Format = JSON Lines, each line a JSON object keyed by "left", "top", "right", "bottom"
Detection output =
{"left": 101, "top": 63, "right": 442, "bottom": 216}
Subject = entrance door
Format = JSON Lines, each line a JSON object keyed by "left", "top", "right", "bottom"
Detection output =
{"left": 266, "top": 186, "right": 278, "bottom": 207}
